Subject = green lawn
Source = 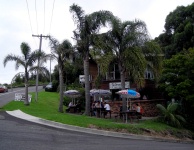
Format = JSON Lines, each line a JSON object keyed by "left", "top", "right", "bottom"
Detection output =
{"left": 2, "top": 91, "right": 193, "bottom": 139}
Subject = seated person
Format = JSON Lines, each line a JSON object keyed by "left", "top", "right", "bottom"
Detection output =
{"left": 95, "top": 101, "right": 101, "bottom": 108}
{"left": 75, "top": 101, "right": 81, "bottom": 112}
{"left": 135, "top": 103, "right": 142, "bottom": 119}
{"left": 131, "top": 103, "right": 137, "bottom": 111}
{"left": 136, "top": 103, "right": 141, "bottom": 113}
{"left": 66, "top": 101, "right": 73, "bottom": 112}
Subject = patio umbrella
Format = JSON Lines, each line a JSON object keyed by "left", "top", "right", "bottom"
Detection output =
{"left": 90, "top": 89, "right": 111, "bottom": 104}
{"left": 116, "top": 89, "right": 140, "bottom": 109}
{"left": 90, "top": 89, "right": 111, "bottom": 97}
{"left": 64, "top": 90, "right": 81, "bottom": 105}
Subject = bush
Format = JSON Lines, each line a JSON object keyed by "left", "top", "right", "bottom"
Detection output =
{"left": 156, "top": 102, "right": 186, "bottom": 128}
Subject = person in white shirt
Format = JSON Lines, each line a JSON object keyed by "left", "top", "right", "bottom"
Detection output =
{"left": 104, "top": 102, "right": 111, "bottom": 118}
{"left": 66, "top": 101, "right": 73, "bottom": 112}
{"left": 136, "top": 103, "right": 141, "bottom": 113}
{"left": 104, "top": 102, "right": 110, "bottom": 111}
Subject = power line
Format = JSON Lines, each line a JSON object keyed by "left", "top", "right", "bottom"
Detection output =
{"left": 35, "top": 0, "right": 39, "bottom": 34}
{"left": 43, "top": 0, "right": 45, "bottom": 34}
{"left": 26, "top": 0, "right": 34, "bottom": 34}
{"left": 26, "top": 0, "right": 38, "bottom": 47}
{"left": 49, "top": 0, "right": 56, "bottom": 34}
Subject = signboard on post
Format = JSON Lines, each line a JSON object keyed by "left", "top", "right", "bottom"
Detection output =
{"left": 79, "top": 75, "right": 92, "bottom": 84}
{"left": 79, "top": 75, "right": 85, "bottom": 83}
{"left": 109, "top": 82, "right": 130, "bottom": 89}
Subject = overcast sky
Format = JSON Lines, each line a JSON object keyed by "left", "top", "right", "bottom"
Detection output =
{"left": 0, "top": 0, "right": 193, "bottom": 84}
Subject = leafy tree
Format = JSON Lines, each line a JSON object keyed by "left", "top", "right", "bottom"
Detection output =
{"left": 93, "top": 16, "right": 162, "bottom": 110}
{"left": 156, "top": 103, "right": 186, "bottom": 128}
{"left": 156, "top": 2, "right": 194, "bottom": 58}
{"left": 51, "top": 56, "right": 83, "bottom": 90}
{"left": 159, "top": 48, "right": 194, "bottom": 122}
{"left": 69, "top": 4, "right": 113, "bottom": 115}
{"left": 15, "top": 74, "right": 22, "bottom": 84}
{"left": 3, "top": 42, "right": 41, "bottom": 105}
{"left": 49, "top": 37, "right": 73, "bottom": 113}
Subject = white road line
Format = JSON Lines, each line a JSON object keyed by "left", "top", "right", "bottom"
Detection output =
{"left": 0, "top": 89, "right": 24, "bottom": 97}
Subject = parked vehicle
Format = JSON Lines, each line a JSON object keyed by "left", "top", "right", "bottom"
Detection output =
{"left": 45, "top": 83, "right": 53, "bottom": 92}
{"left": 0, "top": 85, "right": 8, "bottom": 93}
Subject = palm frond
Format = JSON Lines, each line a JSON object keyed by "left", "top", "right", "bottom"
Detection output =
{"left": 20, "top": 42, "right": 31, "bottom": 59}
{"left": 175, "top": 114, "right": 186, "bottom": 123}
{"left": 167, "top": 102, "right": 179, "bottom": 113}
{"left": 49, "top": 37, "right": 60, "bottom": 54}
{"left": 157, "top": 102, "right": 186, "bottom": 128}
{"left": 156, "top": 104, "right": 167, "bottom": 115}
{"left": 169, "top": 113, "right": 176, "bottom": 125}
{"left": 69, "top": 4, "right": 85, "bottom": 31}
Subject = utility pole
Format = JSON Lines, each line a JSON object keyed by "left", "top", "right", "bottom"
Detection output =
{"left": 32, "top": 34, "right": 50, "bottom": 102}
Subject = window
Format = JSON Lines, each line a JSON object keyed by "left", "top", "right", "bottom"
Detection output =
{"left": 145, "top": 70, "right": 154, "bottom": 79}
{"left": 104, "top": 63, "right": 120, "bottom": 80}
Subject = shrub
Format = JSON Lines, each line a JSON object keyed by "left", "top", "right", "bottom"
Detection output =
{"left": 156, "top": 102, "right": 186, "bottom": 128}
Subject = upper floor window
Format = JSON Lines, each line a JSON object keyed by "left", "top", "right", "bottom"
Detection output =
{"left": 145, "top": 69, "right": 154, "bottom": 79}
{"left": 102, "top": 63, "right": 120, "bottom": 81}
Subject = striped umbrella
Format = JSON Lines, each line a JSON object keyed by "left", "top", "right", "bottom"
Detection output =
{"left": 116, "top": 89, "right": 140, "bottom": 108}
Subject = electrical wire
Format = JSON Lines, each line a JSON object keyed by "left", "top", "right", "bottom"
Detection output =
{"left": 43, "top": 0, "right": 45, "bottom": 34}
{"left": 25, "top": 0, "right": 38, "bottom": 47}
{"left": 49, "top": 0, "right": 56, "bottom": 34}
{"left": 35, "top": 0, "right": 39, "bottom": 34}
{"left": 26, "top": 0, "right": 34, "bottom": 35}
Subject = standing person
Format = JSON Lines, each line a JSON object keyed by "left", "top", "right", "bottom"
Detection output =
{"left": 90, "top": 101, "right": 96, "bottom": 116}
{"left": 94, "top": 101, "right": 101, "bottom": 117}
{"left": 104, "top": 102, "right": 111, "bottom": 118}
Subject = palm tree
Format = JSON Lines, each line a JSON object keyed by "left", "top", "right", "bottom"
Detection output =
{"left": 94, "top": 17, "right": 150, "bottom": 110}
{"left": 141, "top": 40, "right": 163, "bottom": 85}
{"left": 156, "top": 103, "right": 186, "bottom": 128}
{"left": 94, "top": 15, "right": 163, "bottom": 110}
{"left": 49, "top": 37, "right": 73, "bottom": 113}
{"left": 99, "top": 17, "right": 150, "bottom": 87}
{"left": 3, "top": 42, "right": 41, "bottom": 105}
{"left": 29, "top": 52, "right": 50, "bottom": 102}
{"left": 69, "top": 3, "right": 113, "bottom": 115}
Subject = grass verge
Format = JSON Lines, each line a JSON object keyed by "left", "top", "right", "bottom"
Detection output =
{"left": 2, "top": 91, "right": 194, "bottom": 140}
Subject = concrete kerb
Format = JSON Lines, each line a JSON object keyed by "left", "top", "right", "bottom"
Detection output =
{"left": 6, "top": 110, "right": 194, "bottom": 144}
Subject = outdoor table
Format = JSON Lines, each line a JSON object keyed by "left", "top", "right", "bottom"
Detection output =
{"left": 121, "top": 110, "right": 138, "bottom": 123}
{"left": 95, "top": 108, "right": 105, "bottom": 118}
{"left": 69, "top": 106, "right": 77, "bottom": 113}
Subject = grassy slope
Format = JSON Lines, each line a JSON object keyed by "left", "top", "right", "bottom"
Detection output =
{"left": 2, "top": 91, "right": 193, "bottom": 139}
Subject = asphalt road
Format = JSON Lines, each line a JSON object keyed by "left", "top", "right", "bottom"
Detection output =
{"left": 0, "top": 87, "right": 193, "bottom": 150}
{"left": 0, "top": 111, "right": 194, "bottom": 150}
{"left": 0, "top": 86, "right": 43, "bottom": 107}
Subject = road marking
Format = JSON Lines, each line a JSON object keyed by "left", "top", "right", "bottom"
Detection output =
{"left": 0, "top": 89, "right": 24, "bottom": 97}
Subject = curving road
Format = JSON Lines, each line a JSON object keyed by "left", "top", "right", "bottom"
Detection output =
{"left": 0, "top": 86, "right": 43, "bottom": 107}
{"left": 0, "top": 87, "right": 193, "bottom": 150}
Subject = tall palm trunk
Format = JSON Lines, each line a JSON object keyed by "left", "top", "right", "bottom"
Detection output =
{"left": 24, "top": 67, "right": 29, "bottom": 105}
{"left": 58, "top": 65, "right": 64, "bottom": 113}
{"left": 119, "top": 63, "right": 127, "bottom": 111}
{"left": 84, "top": 53, "right": 90, "bottom": 115}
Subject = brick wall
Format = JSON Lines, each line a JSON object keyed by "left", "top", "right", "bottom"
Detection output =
{"left": 108, "top": 99, "right": 166, "bottom": 117}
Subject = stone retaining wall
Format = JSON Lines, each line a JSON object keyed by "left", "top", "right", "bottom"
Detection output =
{"left": 108, "top": 99, "right": 166, "bottom": 117}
